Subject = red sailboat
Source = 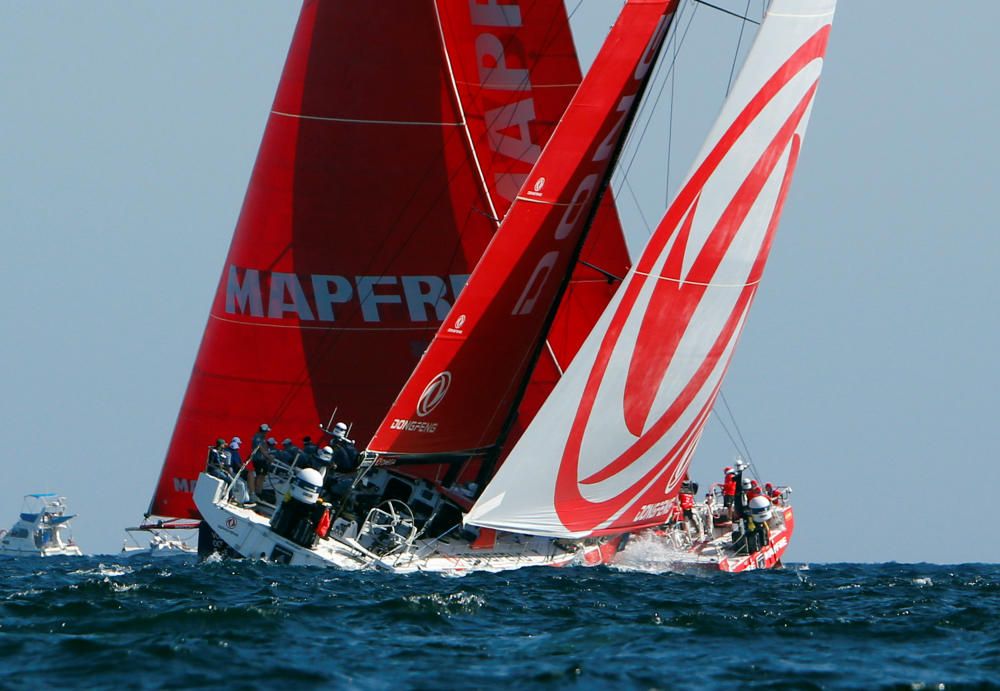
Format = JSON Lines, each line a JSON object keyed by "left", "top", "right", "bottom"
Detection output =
{"left": 158, "top": 0, "right": 836, "bottom": 573}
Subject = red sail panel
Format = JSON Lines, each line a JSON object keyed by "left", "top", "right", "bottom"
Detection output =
{"left": 369, "top": 1, "right": 677, "bottom": 457}
{"left": 150, "top": 1, "right": 499, "bottom": 519}
{"left": 509, "top": 194, "right": 630, "bottom": 449}
{"left": 436, "top": 0, "right": 583, "bottom": 216}
{"left": 436, "top": 0, "right": 633, "bottom": 458}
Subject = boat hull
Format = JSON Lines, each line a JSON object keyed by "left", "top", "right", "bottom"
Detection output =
{"left": 618, "top": 505, "right": 794, "bottom": 572}
{"left": 194, "top": 473, "right": 622, "bottom": 573}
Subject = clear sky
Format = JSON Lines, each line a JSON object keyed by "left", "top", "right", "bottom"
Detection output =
{"left": 1, "top": 1, "right": 996, "bottom": 562}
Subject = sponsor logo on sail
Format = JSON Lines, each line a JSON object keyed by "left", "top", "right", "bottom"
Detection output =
{"left": 526, "top": 176, "right": 546, "bottom": 198}
{"left": 468, "top": 0, "right": 543, "bottom": 204}
{"left": 417, "top": 371, "right": 451, "bottom": 417}
{"left": 223, "top": 267, "right": 470, "bottom": 325}
{"left": 447, "top": 314, "right": 467, "bottom": 335}
{"left": 388, "top": 419, "right": 439, "bottom": 434}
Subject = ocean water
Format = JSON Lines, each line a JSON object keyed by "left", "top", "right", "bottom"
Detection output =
{"left": 0, "top": 547, "right": 997, "bottom": 689}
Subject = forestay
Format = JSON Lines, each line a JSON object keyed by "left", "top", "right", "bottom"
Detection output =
{"left": 467, "top": 0, "right": 837, "bottom": 537}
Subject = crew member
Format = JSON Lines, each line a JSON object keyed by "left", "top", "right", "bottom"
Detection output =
{"left": 745, "top": 495, "right": 773, "bottom": 553}
{"left": 251, "top": 434, "right": 275, "bottom": 498}
{"left": 251, "top": 423, "right": 271, "bottom": 454}
{"left": 722, "top": 467, "right": 736, "bottom": 522}
{"left": 302, "top": 436, "right": 319, "bottom": 464}
{"left": 279, "top": 438, "right": 302, "bottom": 467}
{"left": 232, "top": 437, "right": 258, "bottom": 504}
{"left": 329, "top": 423, "right": 360, "bottom": 473}
{"left": 678, "top": 476, "right": 702, "bottom": 540}
{"left": 208, "top": 438, "right": 230, "bottom": 477}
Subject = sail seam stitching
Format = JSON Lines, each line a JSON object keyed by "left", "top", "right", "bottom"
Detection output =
{"left": 769, "top": 11, "right": 835, "bottom": 18}
{"left": 209, "top": 315, "right": 437, "bottom": 331}
{"left": 514, "top": 195, "right": 572, "bottom": 208}
{"left": 633, "top": 271, "right": 762, "bottom": 288}
{"left": 271, "top": 110, "right": 463, "bottom": 127}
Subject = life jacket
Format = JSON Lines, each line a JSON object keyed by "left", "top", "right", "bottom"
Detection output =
{"left": 679, "top": 492, "right": 694, "bottom": 510}
{"left": 723, "top": 477, "right": 736, "bottom": 496}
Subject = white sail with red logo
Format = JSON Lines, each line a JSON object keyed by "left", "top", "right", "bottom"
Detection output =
{"left": 467, "top": 0, "right": 837, "bottom": 537}
{"left": 366, "top": 1, "right": 678, "bottom": 460}
{"left": 149, "top": 1, "right": 629, "bottom": 519}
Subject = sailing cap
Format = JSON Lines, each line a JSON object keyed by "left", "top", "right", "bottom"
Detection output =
{"left": 333, "top": 422, "right": 348, "bottom": 439}
{"left": 266, "top": 437, "right": 277, "bottom": 446}
{"left": 282, "top": 438, "right": 293, "bottom": 446}
{"left": 216, "top": 438, "right": 226, "bottom": 446}
{"left": 259, "top": 423, "right": 270, "bottom": 432}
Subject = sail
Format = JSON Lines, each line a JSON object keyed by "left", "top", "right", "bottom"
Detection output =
{"left": 152, "top": 2, "right": 496, "bottom": 519}
{"left": 149, "top": 1, "right": 617, "bottom": 519}
{"left": 435, "top": 0, "right": 634, "bottom": 461}
{"left": 368, "top": 0, "right": 678, "bottom": 457}
{"left": 467, "top": 0, "right": 837, "bottom": 537}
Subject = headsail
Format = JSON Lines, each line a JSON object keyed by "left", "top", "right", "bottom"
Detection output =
{"left": 438, "top": 3, "right": 635, "bottom": 456}
{"left": 467, "top": 0, "right": 837, "bottom": 537}
{"left": 368, "top": 0, "right": 678, "bottom": 457}
{"left": 150, "top": 1, "right": 626, "bottom": 518}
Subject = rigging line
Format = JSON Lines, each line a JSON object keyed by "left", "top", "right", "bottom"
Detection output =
{"left": 710, "top": 406, "right": 745, "bottom": 458}
{"left": 577, "top": 260, "right": 623, "bottom": 283}
{"left": 613, "top": 0, "right": 685, "bottom": 175}
{"left": 692, "top": 0, "right": 760, "bottom": 25}
{"left": 613, "top": 0, "right": 699, "bottom": 199}
{"left": 665, "top": 3, "right": 677, "bottom": 208}
{"left": 622, "top": 177, "right": 653, "bottom": 235}
{"left": 725, "top": 0, "right": 754, "bottom": 96}
{"left": 718, "top": 389, "right": 756, "bottom": 470}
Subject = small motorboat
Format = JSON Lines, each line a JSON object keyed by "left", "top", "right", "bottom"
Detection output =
{"left": 0, "top": 494, "right": 83, "bottom": 557}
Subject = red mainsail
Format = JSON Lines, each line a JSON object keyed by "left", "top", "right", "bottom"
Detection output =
{"left": 150, "top": 1, "right": 630, "bottom": 518}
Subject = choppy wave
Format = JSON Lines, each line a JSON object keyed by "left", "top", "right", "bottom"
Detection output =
{"left": 0, "top": 556, "right": 997, "bottom": 689}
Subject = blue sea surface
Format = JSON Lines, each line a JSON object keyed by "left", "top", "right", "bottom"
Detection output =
{"left": 0, "top": 551, "right": 997, "bottom": 690}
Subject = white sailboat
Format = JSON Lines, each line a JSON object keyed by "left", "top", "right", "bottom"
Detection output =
{"left": 188, "top": 0, "right": 836, "bottom": 573}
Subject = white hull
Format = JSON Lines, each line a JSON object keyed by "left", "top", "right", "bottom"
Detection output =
{"left": 0, "top": 543, "right": 83, "bottom": 558}
{"left": 194, "top": 473, "right": 621, "bottom": 573}
{"left": 121, "top": 534, "right": 196, "bottom": 559}
{"left": 0, "top": 494, "right": 83, "bottom": 558}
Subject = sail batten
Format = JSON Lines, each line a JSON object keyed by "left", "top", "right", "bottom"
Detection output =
{"left": 468, "top": 0, "right": 837, "bottom": 538}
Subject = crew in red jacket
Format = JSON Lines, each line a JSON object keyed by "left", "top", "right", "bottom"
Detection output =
{"left": 722, "top": 467, "right": 737, "bottom": 521}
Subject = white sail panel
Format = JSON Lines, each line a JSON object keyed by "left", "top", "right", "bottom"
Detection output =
{"left": 467, "top": 0, "right": 836, "bottom": 537}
